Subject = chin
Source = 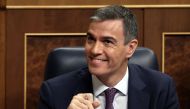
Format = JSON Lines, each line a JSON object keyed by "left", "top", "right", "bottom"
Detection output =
{"left": 88, "top": 66, "right": 109, "bottom": 76}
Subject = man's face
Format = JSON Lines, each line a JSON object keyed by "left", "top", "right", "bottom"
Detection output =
{"left": 85, "top": 19, "right": 136, "bottom": 78}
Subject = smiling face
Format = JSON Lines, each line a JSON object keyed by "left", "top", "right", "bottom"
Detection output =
{"left": 85, "top": 19, "right": 137, "bottom": 85}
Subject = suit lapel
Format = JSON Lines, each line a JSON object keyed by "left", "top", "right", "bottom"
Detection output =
{"left": 128, "top": 64, "right": 150, "bottom": 109}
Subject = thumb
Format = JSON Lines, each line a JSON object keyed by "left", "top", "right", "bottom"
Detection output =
{"left": 92, "top": 100, "right": 100, "bottom": 108}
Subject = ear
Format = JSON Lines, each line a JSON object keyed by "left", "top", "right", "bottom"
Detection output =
{"left": 125, "top": 39, "right": 138, "bottom": 58}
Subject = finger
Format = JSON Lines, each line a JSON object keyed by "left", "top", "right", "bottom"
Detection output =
{"left": 73, "top": 99, "right": 88, "bottom": 109}
{"left": 84, "top": 93, "right": 93, "bottom": 102}
{"left": 68, "top": 100, "right": 80, "bottom": 109}
{"left": 83, "top": 99, "right": 94, "bottom": 109}
{"left": 93, "top": 100, "right": 101, "bottom": 108}
{"left": 73, "top": 95, "right": 86, "bottom": 104}
{"left": 77, "top": 93, "right": 93, "bottom": 102}
{"left": 68, "top": 96, "right": 88, "bottom": 109}
{"left": 75, "top": 94, "right": 94, "bottom": 109}
{"left": 68, "top": 103, "right": 82, "bottom": 109}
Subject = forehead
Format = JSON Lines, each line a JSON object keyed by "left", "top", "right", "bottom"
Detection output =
{"left": 88, "top": 19, "right": 125, "bottom": 39}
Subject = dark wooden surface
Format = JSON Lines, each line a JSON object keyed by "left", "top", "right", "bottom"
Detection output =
{"left": 6, "top": 0, "right": 190, "bottom": 5}
{"left": 0, "top": 0, "right": 5, "bottom": 8}
{"left": 0, "top": 9, "right": 5, "bottom": 109}
{"left": 144, "top": 8, "right": 190, "bottom": 70}
{"left": 164, "top": 35, "right": 190, "bottom": 109}
{"left": 27, "top": 36, "right": 86, "bottom": 109}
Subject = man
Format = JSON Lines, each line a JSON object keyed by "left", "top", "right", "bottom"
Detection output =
{"left": 39, "top": 5, "right": 179, "bottom": 109}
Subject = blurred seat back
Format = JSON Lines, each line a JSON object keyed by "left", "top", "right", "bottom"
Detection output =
{"left": 44, "top": 47, "right": 159, "bottom": 80}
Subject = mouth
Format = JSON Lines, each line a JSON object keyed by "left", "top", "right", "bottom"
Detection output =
{"left": 90, "top": 56, "right": 107, "bottom": 61}
{"left": 88, "top": 56, "right": 108, "bottom": 65}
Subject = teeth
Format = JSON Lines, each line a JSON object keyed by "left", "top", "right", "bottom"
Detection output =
{"left": 89, "top": 56, "right": 106, "bottom": 61}
{"left": 96, "top": 59, "right": 102, "bottom": 60}
{"left": 93, "top": 58, "right": 105, "bottom": 61}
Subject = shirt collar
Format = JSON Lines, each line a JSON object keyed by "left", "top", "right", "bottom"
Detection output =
{"left": 92, "top": 67, "right": 129, "bottom": 96}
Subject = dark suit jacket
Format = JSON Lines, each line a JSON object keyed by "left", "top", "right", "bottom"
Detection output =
{"left": 38, "top": 64, "right": 179, "bottom": 109}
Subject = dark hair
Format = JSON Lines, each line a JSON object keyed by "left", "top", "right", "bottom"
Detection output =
{"left": 90, "top": 5, "right": 138, "bottom": 44}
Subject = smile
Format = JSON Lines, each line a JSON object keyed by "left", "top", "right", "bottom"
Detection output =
{"left": 88, "top": 57, "right": 108, "bottom": 65}
{"left": 90, "top": 57, "right": 107, "bottom": 61}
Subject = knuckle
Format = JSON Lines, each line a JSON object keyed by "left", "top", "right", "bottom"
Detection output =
{"left": 68, "top": 103, "right": 74, "bottom": 109}
{"left": 73, "top": 95, "right": 78, "bottom": 99}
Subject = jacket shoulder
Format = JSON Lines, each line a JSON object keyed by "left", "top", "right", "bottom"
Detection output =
{"left": 128, "top": 64, "right": 173, "bottom": 86}
{"left": 45, "top": 67, "right": 89, "bottom": 85}
{"left": 39, "top": 67, "right": 92, "bottom": 109}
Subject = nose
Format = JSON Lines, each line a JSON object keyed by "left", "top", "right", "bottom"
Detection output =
{"left": 91, "top": 41, "right": 103, "bottom": 55}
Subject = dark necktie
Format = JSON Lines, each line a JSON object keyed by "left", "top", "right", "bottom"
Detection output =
{"left": 105, "top": 88, "right": 117, "bottom": 109}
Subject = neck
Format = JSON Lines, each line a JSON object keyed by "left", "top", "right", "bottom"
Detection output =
{"left": 97, "top": 64, "right": 128, "bottom": 87}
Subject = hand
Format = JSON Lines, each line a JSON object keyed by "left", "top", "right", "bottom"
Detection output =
{"left": 67, "top": 93, "right": 100, "bottom": 109}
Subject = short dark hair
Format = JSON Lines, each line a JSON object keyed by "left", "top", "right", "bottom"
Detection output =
{"left": 90, "top": 5, "right": 138, "bottom": 44}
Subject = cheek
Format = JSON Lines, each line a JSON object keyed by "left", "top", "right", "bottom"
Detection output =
{"left": 112, "top": 50, "right": 127, "bottom": 61}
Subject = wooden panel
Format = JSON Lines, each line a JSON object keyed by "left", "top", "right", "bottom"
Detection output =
{"left": 0, "top": 0, "right": 6, "bottom": 8}
{"left": 145, "top": 9, "right": 190, "bottom": 109}
{"left": 144, "top": 8, "right": 190, "bottom": 70}
{"left": 127, "top": 0, "right": 190, "bottom": 5}
{"left": 6, "top": 8, "right": 143, "bottom": 109}
{"left": 6, "top": 9, "right": 92, "bottom": 109}
{"left": 133, "top": 9, "right": 144, "bottom": 46}
{"left": 164, "top": 34, "right": 190, "bottom": 109}
{"left": 6, "top": 0, "right": 190, "bottom": 6}
{"left": 0, "top": 10, "right": 5, "bottom": 109}
{"left": 26, "top": 35, "right": 86, "bottom": 109}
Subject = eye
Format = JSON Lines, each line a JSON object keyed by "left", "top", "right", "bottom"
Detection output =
{"left": 86, "top": 34, "right": 95, "bottom": 43}
{"left": 103, "top": 39, "right": 116, "bottom": 47}
{"left": 104, "top": 39, "right": 113, "bottom": 44}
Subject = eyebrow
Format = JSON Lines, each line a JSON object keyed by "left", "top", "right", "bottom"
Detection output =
{"left": 86, "top": 32, "right": 118, "bottom": 44}
{"left": 86, "top": 32, "right": 93, "bottom": 37}
{"left": 101, "top": 36, "right": 118, "bottom": 45}
{"left": 102, "top": 36, "right": 116, "bottom": 41}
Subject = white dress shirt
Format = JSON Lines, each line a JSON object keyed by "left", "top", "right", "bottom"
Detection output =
{"left": 92, "top": 67, "right": 129, "bottom": 109}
